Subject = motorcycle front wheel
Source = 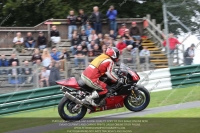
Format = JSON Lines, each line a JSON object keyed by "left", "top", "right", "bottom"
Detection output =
{"left": 124, "top": 86, "right": 150, "bottom": 112}
{"left": 58, "top": 96, "right": 87, "bottom": 121}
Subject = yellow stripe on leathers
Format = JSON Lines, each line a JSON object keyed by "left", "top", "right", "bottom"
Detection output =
{"left": 90, "top": 54, "right": 110, "bottom": 68}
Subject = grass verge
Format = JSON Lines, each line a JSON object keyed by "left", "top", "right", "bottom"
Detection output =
{"left": 1, "top": 86, "right": 200, "bottom": 132}
{"left": 45, "top": 107, "right": 200, "bottom": 133}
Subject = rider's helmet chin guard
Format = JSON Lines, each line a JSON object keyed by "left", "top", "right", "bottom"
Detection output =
{"left": 105, "top": 47, "right": 120, "bottom": 62}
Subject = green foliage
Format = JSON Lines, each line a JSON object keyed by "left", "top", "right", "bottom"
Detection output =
{"left": 0, "top": 0, "right": 199, "bottom": 34}
{"left": 0, "top": 0, "right": 163, "bottom": 27}
{"left": 164, "top": 0, "right": 200, "bottom": 34}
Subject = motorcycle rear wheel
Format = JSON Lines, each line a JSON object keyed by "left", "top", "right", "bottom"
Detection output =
{"left": 58, "top": 96, "right": 87, "bottom": 121}
{"left": 124, "top": 86, "right": 150, "bottom": 112}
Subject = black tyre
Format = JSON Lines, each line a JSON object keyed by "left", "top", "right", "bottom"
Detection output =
{"left": 124, "top": 86, "right": 150, "bottom": 112}
{"left": 58, "top": 96, "right": 87, "bottom": 121}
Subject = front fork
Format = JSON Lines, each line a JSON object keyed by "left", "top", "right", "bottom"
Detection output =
{"left": 131, "top": 86, "right": 140, "bottom": 98}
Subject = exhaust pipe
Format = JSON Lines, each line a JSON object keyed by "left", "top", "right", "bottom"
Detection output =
{"left": 65, "top": 92, "right": 83, "bottom": 105}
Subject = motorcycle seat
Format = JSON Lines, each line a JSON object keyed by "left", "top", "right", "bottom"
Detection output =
{"left": 77, "top": 79, "right": 94, "bottom": 91}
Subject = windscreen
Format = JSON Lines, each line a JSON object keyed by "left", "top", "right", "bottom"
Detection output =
{"left": 119, "top": 63, "right": 131, "bottom": 71}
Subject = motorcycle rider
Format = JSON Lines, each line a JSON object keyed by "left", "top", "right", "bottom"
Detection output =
{"left": 81, "top": 47, "right": 123, "bottom": 106}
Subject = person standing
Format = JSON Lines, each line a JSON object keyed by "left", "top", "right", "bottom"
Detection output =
{"left": 106, "top": 5, "right": 117, "bottom": 35}
{"left": 77, "top": 9, "right": 88, "bottom": 30}
{"left": 67, "top": 10, "right": 77, "bottom": 40}
{"left": 91, "top": 6, "right": 103, "bottom": 34}
{"left": 184, "top": 44, "right": 195, "bottom": 65}
{"left": 163, "top": 33, "right": 181, "bottom": 55}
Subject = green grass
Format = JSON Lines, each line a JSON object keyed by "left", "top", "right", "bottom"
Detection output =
{"left": 144, "top": 107, "right": 200, "bottom": 117}
{"left": 45, "top": 107, "right": 200, "bottom": 133}
{"left": 1, "top": 86, "right": 200, "bottom": 132}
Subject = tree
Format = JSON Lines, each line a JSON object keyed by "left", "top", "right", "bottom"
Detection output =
{"left": 0, "top": 0, "right": 163, "bottom": 27}
{"left": 164, "top": 0, "right": 200, "bottom": 34}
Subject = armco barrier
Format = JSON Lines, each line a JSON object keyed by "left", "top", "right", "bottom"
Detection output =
{"left": 1, "top": 65, "right": 200, "bottom": 115}
{"left": 0, "top": 94, "right": 62, "bottom": 115}
{"left": 0, "top": 86, "right": 60, "bottom": 104}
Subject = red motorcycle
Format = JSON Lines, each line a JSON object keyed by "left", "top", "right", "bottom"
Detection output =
{"left": 56, "top": 63, "right": 150, "bottom": 121}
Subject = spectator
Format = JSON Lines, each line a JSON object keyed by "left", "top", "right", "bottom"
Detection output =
{"left": 24, "top": 32, "right": 36, "bottom": 49}
{"left": 40, "top": 66, "right": 50, "bottom": 87}
{"left": 103, "top": 34, "right": 111, "bottom": 46}
{"left": 118, "top": 23, "right": 128, "bottom": 37}
{"left": 9, "top": 54, "right": 19, "bottom": 66}
{"left": 91, "top": 6, "right": 103, "bottom": 34}
{"left": 93, "top": 44, "right": 102, "bottom": 56}
{"left": 132, "top": 38, "right": 143, "bottom": 51}
{"left": 140, "top": 47, "right": 150, "bottom": 56}
{"left": 95, "top": 33, "right": 103, "bottom": 46}
{"left": 31, "top": 48, "right": 42, "bottom": 64}
{"left": 50, "top": 25, "right": 61, "bottom": 44}
{"left": 122, "top": 45, "right": 134, "bottom": 63}
{"left": 109, "top": 30, "right": 116, "bottom": 40}
{"left": 88, "top": 51, "right": 94, "bottom": 56}
{"left": 102, "top": 44, "right": 107, "bottom": 54}
{"left": 67, "top": 10, "right": 77, "bottom": 39}
{"left": 130, "top": 21, "right": 141, "bottom": 40}
{"left": 13, "top": 32, "right": 24, "bottom": 53}
{"left": 116, "top": 38, "right": 127, "bottom": 53}
{"left": 37, "top": 31, "right": 47, "bottom": 50}
{"left": 184, "top": 44, "right": 195, "bottom": 65}
{"left": 8, "top": 61, "right": 22, "bottom": 84}
{"left": 22, "top": 60, "right": 32, "bottom": 83}
{"left": 163, "top": 33, "right": 181, "bottom": 54}
{"left": 106, "top": 5, "right": 117, "bottom": 34}
{"left": 0, "top": 54, "right": 9, "bottom": 74}
{"left": 48, "top": 61, "right": 61, "bottom": 86}
{"left": 87, "top": 41, "right": 96, "bottom": 51}
{"left": 107, "top": 40, "right": 114, "bottom": 47}
{"left": 59, "top": 48, "right": 70, "bottom": 71}
{"left": 123, "top": 29, "right": 134, "bottom": 45}
{"left": 88, "top": 30, "right": 98, "bottom": 42}
{"left": 50, "top": 47, "right": 62, "bottom": 62}
{"left": 70, "top": 34, "right": 80, "bottom": 55}
{"left": 42, "top": 48, "right": 51, "bottom": 67}
{"left": 131, "top": 47, "right": 139, "bottom": 63}
{"left": 80, "top": 41, "right": 88, "bottom": 53}
{"left": 88, "top": 50, "right": 94, "bottom": 62}
{"left": 79, "top": 29, "right": 88, "bottom": 43}
{"left": 74, "top": 45, "right": 85, "bottom": 67}
{"left": 85, "top": 25, "right": 93, "bottom": 36}
{"left": 72, "top": 29, "right": 79, "bottom": 36}
{"left": 131, "top": 47, "right": 139, "bottom": 57}
{"left": 33, "top": 59, "right": 43, "bottom": 71}
{"left": 59, "top": 48, "right": 70, "bottom": 61}
{"left": 77, "top": 9, "right": 88, "bottom": 30}
{"left": 139, "top": 46, "right": 150, "bottom": 64}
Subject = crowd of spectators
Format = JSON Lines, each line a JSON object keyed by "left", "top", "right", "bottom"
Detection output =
{"left": 0, "top": 5, "right": 151, "bottom": 87}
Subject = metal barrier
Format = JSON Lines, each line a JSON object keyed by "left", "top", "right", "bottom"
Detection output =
{"left": 0, "top": 65, "right": 40, "bottom": 94}
{"left": 1, "top": 64, "right": 200, "bottom": 115}
{"left": 65, "top": 52, "right": 155, "bottom": 80}
{"left": 143, "top": 14, "right": 185, "bottom": 67}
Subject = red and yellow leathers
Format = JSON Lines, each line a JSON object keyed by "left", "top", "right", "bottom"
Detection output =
{"left": 81, "top": 54, "right": 119, "bottom": 95}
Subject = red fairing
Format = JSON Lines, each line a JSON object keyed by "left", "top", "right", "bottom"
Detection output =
{"left": 90, "top": 95, "right": 126, "bottom": 113}
{"left": 128, "top": 70, "right": 140, "bottom": 81}
{"left": 56, "top": 77, "right": 80, "bottom": 90}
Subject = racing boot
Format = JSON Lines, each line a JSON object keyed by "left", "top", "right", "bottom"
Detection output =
{"left": 82, "top": 91, "right": 99, "bottom": 106}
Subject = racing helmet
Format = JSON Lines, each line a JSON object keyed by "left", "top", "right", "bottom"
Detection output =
{"left": 105, "top": 47, "right": 120, "bottom": 62}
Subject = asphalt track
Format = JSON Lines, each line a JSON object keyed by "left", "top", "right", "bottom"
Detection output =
{"left": 5, "top": 101, "right": 200, "bottom": 133}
